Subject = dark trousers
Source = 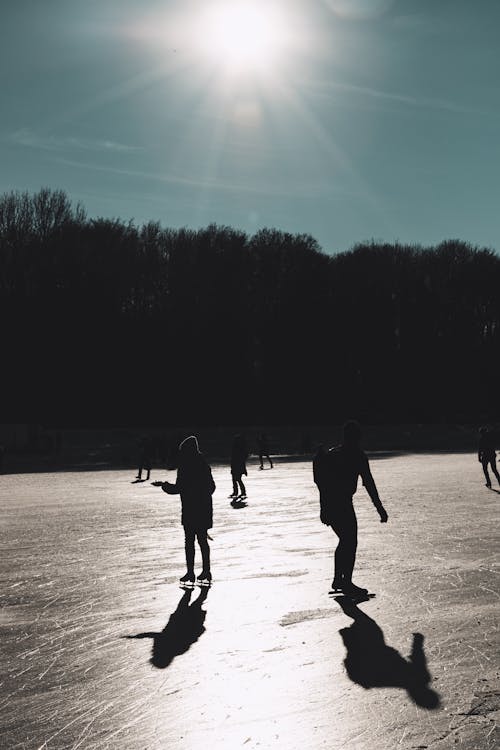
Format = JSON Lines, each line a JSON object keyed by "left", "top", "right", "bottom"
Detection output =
{"left": 184, "top": 529, "right": 210, "bottom": 573}
{"left": 482, "top": 457, "right": 500, "bottom": 487}
{"left": 231, "top": 473, "right": 246, "bottom": 496}
{"left": 330, "top": 503, "right": 358, "bottom": 584}
{"left": 137, "top": 464, "right": 151, "bottom": 480}
{"left": 259, "top": 452, "right": 273, "bottom": 468}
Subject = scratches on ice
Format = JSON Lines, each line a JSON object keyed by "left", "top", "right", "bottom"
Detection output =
{"left": 1, "top": 458, "right": 499, "bottom": 750}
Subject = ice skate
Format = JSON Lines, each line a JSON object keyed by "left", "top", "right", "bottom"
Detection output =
{"left": 197, "top": 570, "right": 212, "bottom": 587}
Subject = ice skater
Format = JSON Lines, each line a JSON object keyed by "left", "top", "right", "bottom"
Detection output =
{"left": 136, "top": 436, "right": 153, "bottom": 481}
{"left": 156, "top": 435, "right": 215, "bottom": 585}
{"left": 478, "top": 426, "right": 500, "bottom": 488}
{"left": 313, "top": 421, "right": 388, "bottom": 597}
{"left": 230, "top": 434, "right": 248, "bottom": 499}
{"left": 257, "top": 432, "right": 273, "bottom": 469}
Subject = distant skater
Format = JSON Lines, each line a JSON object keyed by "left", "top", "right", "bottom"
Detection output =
{"left": 313, "top": 421, "right": 388, "bottom": 597}
{"left": 230, "top": 434, "right": 248, "bottom": 499}
{"left": 157, "top": 436, "right": 215, "bottom": 585}
{"left": 136, "top": 436, "right": 153, "bottom": 481}
{"left": 478, "top": 426, "right": 500, "bottom": 488}
{"left": 257, "top": 432, "right": 273, "bottom": 469}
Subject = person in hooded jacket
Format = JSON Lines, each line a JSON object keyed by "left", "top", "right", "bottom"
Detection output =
{"left": 158, "top": 436, "right": 215, "bottom": 585}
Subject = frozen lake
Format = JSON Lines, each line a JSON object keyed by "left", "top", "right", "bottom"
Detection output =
{"left": 1, "top": 453, "right": 499, "bottom": 749}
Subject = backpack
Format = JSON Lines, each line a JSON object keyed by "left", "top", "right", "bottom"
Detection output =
{"left": 313, "top": 445, "right": 359, "bottom": 493}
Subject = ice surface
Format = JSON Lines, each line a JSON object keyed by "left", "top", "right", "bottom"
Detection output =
{"left": 1, "top": 454, "right": 498, "bottom": 749}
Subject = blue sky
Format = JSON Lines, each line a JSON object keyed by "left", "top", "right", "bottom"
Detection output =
{"left": 1, "top": 0, "right": 499, "bottom": 253}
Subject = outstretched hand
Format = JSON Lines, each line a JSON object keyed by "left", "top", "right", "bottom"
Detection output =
{"left": 151, "top": 481, "right": 164, "bottom": 487}
{"left": 379, "top": 508, "right": 388, "bottom": 523}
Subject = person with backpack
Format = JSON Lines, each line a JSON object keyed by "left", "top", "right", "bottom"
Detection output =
{"left": 313, "top": 421, "right": 388, "bottom": 597}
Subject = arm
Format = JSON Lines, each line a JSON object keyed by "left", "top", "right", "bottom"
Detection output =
{"left": 161, "top": 480, "right": 179, "bottom": 494}
{"left": 312, "top": 446, "right": 327, "bottom": 490}
{"left": 360, "top": 457, "right": 388, "bottom": 523}
{"left": 208, "top": 466, "right": 216, "bottom": 495}
{"left": 151, "top": 475, "right": 180, "bottom": 493}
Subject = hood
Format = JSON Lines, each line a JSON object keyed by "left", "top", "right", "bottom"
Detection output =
{"left": 179, "top": 435, "right": 200, "bottom": 456}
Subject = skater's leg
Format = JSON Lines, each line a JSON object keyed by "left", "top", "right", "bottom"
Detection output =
{"left": 267, "top": 453, "right": 273, "bottom": 468}
{"left": 490, "top": 458, "right": 500, "bottom": 486}
{"left": 482, "top": 460, "right": 492, "bottom": 487}
{"left": 329, "top": 520, "right": 347, "bottom": 587}
{"left": 231, "top": 475, "right": 239, "bottom": 497}
{"left": 184, "top": 529, "right": 195, "bottom": 576}
{"left": 196, "top": 531, "right": 211, "bottom": 579}
{"left": 238, "top": 477, "right": 246, "bottom": 496}
{"left": 146, "top": 468, "right": 150, "bottom": 480}
{"left": 136, "top": 466, "right": 142, "bottom": 479}
{"left": 341, "top": 512, "right": 358, "bottom": 586}
{"left": 331, "top": 507, "right": 362, "bottom": 594}
{"left": 259, "top": 453, "right": 264, "bottom": 469}
{"left": 331, "top": 530, "right": 343, "bottom": 588}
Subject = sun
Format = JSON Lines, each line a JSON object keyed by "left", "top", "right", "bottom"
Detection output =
{"left": 199, "top": 2, "right": 285, "bottom": 73}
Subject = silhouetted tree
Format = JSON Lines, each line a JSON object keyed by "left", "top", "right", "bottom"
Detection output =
{"left": 1, "top": 188, "right": 499, "bottom": 423}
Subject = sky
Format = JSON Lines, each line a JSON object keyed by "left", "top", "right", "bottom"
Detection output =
{"left": 1, "top": 0, "right": 499, "bottom": 254}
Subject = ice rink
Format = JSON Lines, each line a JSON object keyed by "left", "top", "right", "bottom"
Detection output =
{"left": 1, "top": 453, "right": 499, "bottom": 749}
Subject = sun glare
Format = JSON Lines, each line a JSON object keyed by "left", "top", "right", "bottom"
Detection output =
{"left": 199, "top": 2, "right": 285, "bottom": 73}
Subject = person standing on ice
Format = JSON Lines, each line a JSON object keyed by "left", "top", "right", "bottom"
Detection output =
{"left": 313, "top": 421, "right": 388, "bottom": 597}
{"left": 136, "top": 435, "right": 153, "bottom": 481}
{"left": 229, "top": 434, "right": 248, "bottom": 499}
{"left": 478, "top": 426, "right": 500, "bottom": 488}
{"left": 157, "top": 436, "right": 215, "bottom": 585}
{"left": 257, "top": 432, "right": 273, "bottom": 469}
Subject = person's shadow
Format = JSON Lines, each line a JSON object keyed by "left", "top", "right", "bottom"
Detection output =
{"left": 335, "top": 596, "right": 440, "bottom": 709}
{"left": 126, "top": 587, "right": 209, "bottom": 669}
{"left": 230, "top": 499, "right": 248, "bottom": 508}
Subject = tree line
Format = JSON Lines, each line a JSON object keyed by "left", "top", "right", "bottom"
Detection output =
{"left": 1, "top": 188, "right": 499, "bottom": 425}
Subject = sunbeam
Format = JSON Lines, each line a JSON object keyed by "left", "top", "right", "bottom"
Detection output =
{"left": 265, "top": 71, "right": 390, "bottom": 222}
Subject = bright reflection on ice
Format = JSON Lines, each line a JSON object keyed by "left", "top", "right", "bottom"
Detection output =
{"left": 2, "top": 458, "right": 494, "bottom": 749}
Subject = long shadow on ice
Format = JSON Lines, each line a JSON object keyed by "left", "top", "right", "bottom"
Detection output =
{"left": 126, "top": 587, "right": 208, "bottom": 669}
{"left": 335, "top": 596, "right": 440, "bottom": 709}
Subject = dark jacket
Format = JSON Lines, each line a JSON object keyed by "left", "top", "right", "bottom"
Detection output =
{"left": 313, "top": 444, "right": 378, "bottom": 525}
{"left": 231, "top": 436, "right": 248, "bottom": 476}
{"left": 162, "top": 437, "right": 215, "bottom": 530}
{"left": 478, "top": 430, "right": 496, "bottom": 462}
